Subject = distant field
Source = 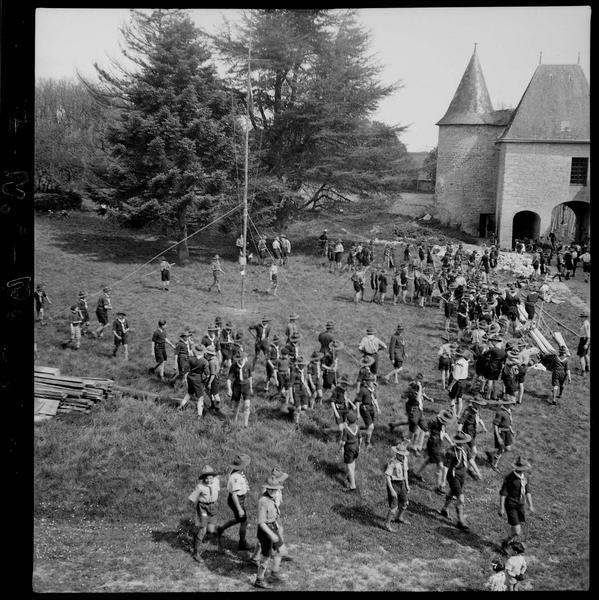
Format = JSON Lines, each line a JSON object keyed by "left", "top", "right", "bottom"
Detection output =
{"left": 33, "top": 206, "right": 589, "bottom": 591}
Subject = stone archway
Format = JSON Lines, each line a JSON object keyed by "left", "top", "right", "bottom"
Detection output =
{"left": 512, "top": 210, "right": 541, "bottom": 246}
{"left": 550, "top": 201, "right": 590, "bottom": 244}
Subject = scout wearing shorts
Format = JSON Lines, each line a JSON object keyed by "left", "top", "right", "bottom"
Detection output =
{"left": 285, "top": 313, "right": 300, "bottom": 345}
{"left": 171, "top": 331, "right": 192, "bottom": 386}
{"left": 307, "top": 351, "right": 324, "bottom": 407}
{"left": 339, "top": 411, "right": 362, "bottom": 492}
{"left": 321, "top": 341, "right": 340, "bottom": 392}
{"left": 112, "top": 312, "right": 130, "bottom": 360}
{"left": 159, "top": 256, "right": 172, "bottom": 291}
{"left": 548, "top": 346, "right": 571, "bottom": 404}
{"left": 354, "top": 372, "right": 380, "bottom": 448}
{"left": 412, "top": 408, "right": 455, "bottom": 495}
{"left": 448, "top": 348, "right": 469, "bottom": 417}
{"left": 356, "top": 355, "right": 375, "bottom": 393}
{"left": 149, "top": 319, "right": 175, "bottom": 381}
{"left": 276, "top": 348, "right": 292, "bottom": 406}
{"left": 94, "top": 287, "right": 112, "bottom": 338}
{"left": 577, "top": 312, "right": 590, "bottom": 375}
{"left": 318, "top": 321, "right": 335, "bottom": 356}
{"left": 76, "top": 291, "right": 90, "bottom": 335}
{"left": 289, "top": 356, "right": 310, "bottom": 425}
{"left": 325, "top": 375, "right": 353, "bottom": 442}
{"left": 438, "top": 336, "right": 455, "bottom": 390}
{"left": 208, "top": 254, "right": 224, "bottom": 293}
{"left": 180, "top": 345, "right": 209, "bottom": 416}
{"left": 227, "top": 351, "right": 253, "bottom": 428}
{"left": 384, "top": 324, "right": 406, "bottom": 384}
{"left": 34, "top": 284, "right": 51, "bottom": 325}
{"left": 188, "top": 465, "right": 220, "bottom": 560}
{"left": 220, "top": 321, "right": 235, "bottom": 371}
{"left": 457, "top": 395, "right": 488, "bottom": 479}
{"left": 249, "top": 317, "right": 271, "bottom": 370}
{"left": 498, "top": 456, "right": 534, "bottom": 554}
{"left": 384, "top": 441, "right": 411, "bottom": 532}
{"left": 68, "top": 304, "right": 83, "bottom": 350}
{"left": 205, "top": 345, "right": 222, "bottom": 411}
{"left": 253, "top": 476, "right": 286, "bottom": 589}
{"left": 217, "top": 453, "right": 252, "bottom": 552}
{"left": 485, "top": 397, "right": 517, "bottom": 471}
{"left": 439, "top": 431, "right": 476, "bottom": 532}
{"left": 265, "top": 334, "right": 281, "bottom": 394}
{"left": 404, "top": 381, "right": 426, "bottom": 455}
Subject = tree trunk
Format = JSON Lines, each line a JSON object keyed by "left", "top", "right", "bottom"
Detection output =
{"left": 177, "top": 206, "right": 189, "bottom": 263}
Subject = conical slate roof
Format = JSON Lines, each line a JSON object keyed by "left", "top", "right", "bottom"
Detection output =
{"left": 498, "top": 64, "right": 590, "bottom": 142}
{"left": 437, "top": 49, "right": 498, "bottom": 126}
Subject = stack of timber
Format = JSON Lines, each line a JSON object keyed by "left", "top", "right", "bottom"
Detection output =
{"left": 34, "top": 367, "right": 113, "bottom": 419}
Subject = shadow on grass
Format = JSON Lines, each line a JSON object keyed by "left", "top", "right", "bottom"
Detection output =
{"left": 434, "top": 524, "right": 499, "bottom": 554}
{"left": 332, "top": 502, "right": 382, "bottom": 529}
{"left": 151, "top": 517, "right": 196, "bottom": 555}
{"left": 309, "top": 454, "right": 345, "bottom": 485}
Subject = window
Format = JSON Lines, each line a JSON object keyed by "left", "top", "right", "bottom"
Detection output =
{"left": 570, "top": 157, "right": 588, "bottom": 186}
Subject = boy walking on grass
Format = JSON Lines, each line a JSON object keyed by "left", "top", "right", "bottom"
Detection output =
{"left": 171, "top": 331, "right": 191, "bottom": 387}
{"left": 68, "top": 304, "right": 83, "bottom": 350}
{"left": 112, "top": 311, "right": 130, "bottom": 360}
{"left": 159, "top": 256, "right": 172, "bottom": 291}
{"left": 227, "top": 351, "right": 253, "bottom": 428}
{"left": 384, "top": 324, "right": 406, "bottom": 384}
{"left": 188, "top": 465, "right": 220, "bottom": 561}
{"left": 94, "top": 287, "right": 112, "bottom": 338}
{"left": 208, "top": 254, "right": 224, "bottom": 293}
{"left": 34, "top": 284, "right": 51, "bottom": 325}
{"left": 149, "top": 319, "right": 175, "bottom": 381}
{"left": 355, "top": 372, "right": 380, "bottom": 449}
{"left": 384, "top": 442, "right": 411, "bottom": 531}
{"left": 339, "top": 411, "right": 362, "bottom": 492}
{"left": 76, "top": 291, "right": 91, "bottom": 336}
{"left": 548, "top": 346, "right": 571, "bottom": 404}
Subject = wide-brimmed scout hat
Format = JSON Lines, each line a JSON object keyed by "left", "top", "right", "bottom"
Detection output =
{"left": 103, "top": 286, "right": 111, "bottom": 292}
{"left": 70, "top": 304, "right": 77, "bottom": 311}
{"left": 207, "top": 325, "right": 217, "bottom": 332}
{"left": 233, "top": 351, "right": 248, "bottom": 361}
{"left": 509, "top": 540, "right": 526, "bottom": 554}
{"left": 396, "top": 323, "right": 404, "bottom": 331}
{"left": 360, "top": 355, "right": 375, "bottom": 366}
{"left": 215, "top": 316, "right": 223, "bottom": 325}
{"left": 234, "top": 332, "right": 244, "bottom": 341}
{"left": 310, "top": 351, "right": 324, "bottom": 361}
{"left": 437, "top": 409, "right": 455, "bottom": 424}
{"left": 78, "top": 290, "right": 87, "bottom": 298}
{"left": 280, "top": 347, "right": 290, "bottom": 356}
{"left": 204, "top": 345, "right": 216, "bottom": 355}
{"left": 270, "top": 467, "right": 289, "bottom": 484}
{"left": 290, "top": 332, "right": 301, "bottom": 342}
{"left": 180, "top": 331, "right": 190, "bottom": 338}
{"left": 261, "top": 316, "right": 270, "bottom": 322}
{"left": 455, "top": 348, "right": 469, "bottom": 358}
{"left": 506, "top": 350, "right": 520, "bottom": 360}
{"left": 451, "top": 431, "right": 472, "bottom": 445}
{"left": 225, "top": 321, "right": 233, "bottom": 329}
{"left": 511, "top": 456, "right": 532, "bottom": 472}
{"left": 263, "top": 476, "right": 284, "bottom": 490}
{"left": 558, "top": 346, "right": 568, "bottom": 356}
{"left": 289, "top": 313, "right": 299, "bottom": 320}
{"left": 325, "top": 321, "right": 335, "bottom": 329}
{"left": 198, "top": 465, "right": 218, "bottom": 479}
{"left": 158, "top": 319, "right": 167, "bottom": 327}
{"left": 366, "top": 327, "right": 375, "bottom": 334}
{"left": 194, "top": 344, "right": 206, "bottom": 353}
{"left": 391, "top": 443, "right": 410, "bottom": 456}
{"left": 116, "top": 311, "right": 126, "bottom": 316}
{"left": 346, "top": 411, "right": 357, "bottom": 424}
{"left": 272, "top": 334, "right": 281, "bottom": 342}
{"left": 230, "top": 453, "right": 251, "bottom": 470}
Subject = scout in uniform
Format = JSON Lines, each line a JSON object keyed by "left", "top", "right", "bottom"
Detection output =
{"left": 94, "top": 286, "right": 112, "bottom": 338}
{"left": 285, "top": 313, "right": 300, "bottom": 345}
{"left": 384, "top": 442, "right": 411, "bottom": 531}
{"left": 412, "top": 409, "right": 455, "bottom": 495}
{"left": 180, "top": 345, "right": 209, "bottom": 416}
{"left": 448, "top": 348, "right": 469, "bottom": 417}
{"left": 159, "top": 256, "right": 172, "bottom": 291}
{"left": 249, "top": 317, "right": 271, "bottom": 371}
{"left": 34, "top": 284, "right": 52, "bottom": 325}
{"left": 322, "top": 375, "right": 354, "bottom": 442}
{"left": 377, "top": 269, "right": 388, "bottom": 304}
{"left": 504, "top": 541, "right": 528, "bottom": 591}
{"left": 271, "top": 236, "right": 282, "bottom": 264}
{"left": 232, "top": 331, "right": 245, "bottom": 357}
{"left": 208, "top": 254, "right": 224, "bottom": 293}
{"left": 356, "top": 355, "right": 375, "bottom": 393}
{"left": 284, "top": 332, "right": 301, "bottom": 366}
{"left": 354, "top": 372, "right": 380, "bottom": 449}
{"left": 548, "top": 346, "right": 571, "bottom": 405}
{"left": 321, "top": 340, "right": 340, "bottom": 393}
{"left": 306, "top": 351, "right": 324, "bottom": 407}
{"left": 289, "top": 356, "right": 310, "bottom": 425}
{"left": 577, "top": 312, "right": 590, "bottom": 375}
{"left": 358, "top": 327, "right": 387, "bottom": 376}
{"left": 265, "top": 334, "right": 281, "bottom": 395}
{"left": 485, "top": 397, "right": 517, "bottom": 471}
{"left": 205, "top": 345, "right": 222, "bottom": 412}
{"left": 220, "top": 321, "right": 235, "bottom": 372}
{"left": 280, "top": 233, "right": 291, "bottom": 266}
{"left": 276, "top": 347, "right": 292, "bottom": 407}
{"left": 437, "top": 336, "right": 455, "bottom": 391}
{"left": 498, "top": 456, "right": 534, "bottom": 554}
{"left": 68, "top": 304, "right": 83, "bottom": 350}
{"left": 253, "top": 476, "right": 286, "bottom": 589}
{"left": 149, "top": 319, "right": 175, "bottom": 381}
{"left": 457, "top": 395, "right": 488, "bottom": 480}
{"left": 170, "top": 331, "right": 192, "bottom": 386}
{"left": 384, "top": 323, "right": 407, "bottom": 384}
{"left": 318, "top": 321, "right": 335, "bottom": 356}
{"left": 456, "top": 298, "right": 469, "bottom": 343}
{"left": 201, "top": 325, "right": 221, "bottom": 358}
{"left": 112, "top": 312, "right": 130, "bottom": 360}
{"left": 257, "top": 236, "right": 267, "bottom": 264}
{"left": 188, "top": 465, "right": 220, "bottom": 560}
{"left": 227, "top": 351, "right": 253, "bottom": 428}
{"left": 217, "top": 453, "right": 252, "bottom": 552}
{"left": 339, "top": 411, "right": 362, "bottom": 492}
{"left": 439, "top": 431, "right": 476, "bottom": 532}
{"left": 483, "top": 337, "right": 506, "bottom": 400}
{"left": 403, "top": 381, "right": 427, "bottom": 455}
{"left": 501, "top": 350, "right": 524, "bottom": 404}
{"left": 351, "top": 267, "right": 366, "bottom": 303}
{"left": 76, "top": 291, "right": 90, "bottom": 336}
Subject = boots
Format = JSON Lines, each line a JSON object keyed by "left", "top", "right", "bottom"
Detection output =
{"left": 456, "top": 505, "right": 469, "bottom": 532}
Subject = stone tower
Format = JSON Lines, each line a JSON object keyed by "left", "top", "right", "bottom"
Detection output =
{"left": 434, "top": 48, "right": 511, "bottom": 237}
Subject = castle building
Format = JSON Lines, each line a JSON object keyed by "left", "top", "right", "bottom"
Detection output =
{"left": 434, "top": 48, "right": 590, "bottom": 248}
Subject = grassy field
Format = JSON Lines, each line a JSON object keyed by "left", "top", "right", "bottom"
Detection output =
{"left": 33, "top": 202, "right": 590, "bottom": 591}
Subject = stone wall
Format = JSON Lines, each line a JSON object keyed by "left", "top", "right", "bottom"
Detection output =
{"left": 496, "top": 142, "right": 590, "bottom": 247}
{"left": 434, "top": 125, "right": 503, "bottom": 237}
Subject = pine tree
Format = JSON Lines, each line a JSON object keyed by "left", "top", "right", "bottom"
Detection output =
{"left": 83, "top": 9, "right": 236, "bottom": 261}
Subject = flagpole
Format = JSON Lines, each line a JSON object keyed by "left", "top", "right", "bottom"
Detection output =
{"left": 241, "top": 31, "right": 252, "bottom": 310}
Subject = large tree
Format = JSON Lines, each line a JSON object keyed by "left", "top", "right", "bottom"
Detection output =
{"left": 211, "top": 9, "right": 410, "bottom": 209}
{"left": 83, "top": 9, "right": 236, "bottom": 261}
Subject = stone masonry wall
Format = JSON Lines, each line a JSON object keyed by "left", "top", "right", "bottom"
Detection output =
{"left": 496, "top": 142, "right": 590, "bottom": 248}
{"left": 434, "top": 125, "right": 503, "bottom": 236}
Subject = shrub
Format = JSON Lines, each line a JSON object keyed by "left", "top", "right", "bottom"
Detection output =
{"left": 34, "top": 190, "right": 83, "bottom": 212}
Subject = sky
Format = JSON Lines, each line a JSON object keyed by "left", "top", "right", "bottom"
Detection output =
{"left": 35, "top": 6, "right": 590, "bottom": 152}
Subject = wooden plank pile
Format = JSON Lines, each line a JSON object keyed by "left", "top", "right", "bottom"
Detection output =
{"left": 34, "top": 367, "right": 114, "bottom": 419}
